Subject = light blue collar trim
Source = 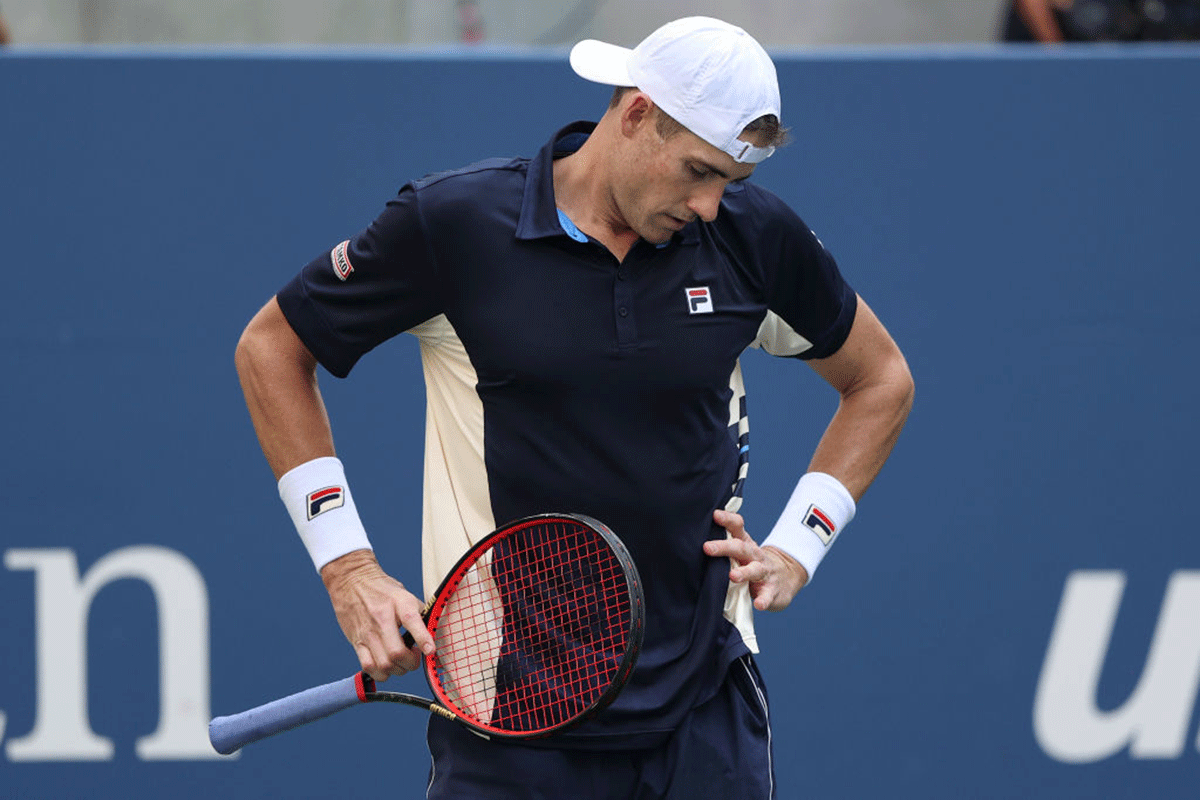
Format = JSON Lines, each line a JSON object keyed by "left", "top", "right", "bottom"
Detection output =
{"left": 556, "top": 208, "right": 589, "bottom": 243}
{"left": 558, "top": 207, "right": 673, "bottom": 249}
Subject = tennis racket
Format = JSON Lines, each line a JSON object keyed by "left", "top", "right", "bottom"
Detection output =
{"left": 209, "top": 513, "right": 643, "bottom": 754}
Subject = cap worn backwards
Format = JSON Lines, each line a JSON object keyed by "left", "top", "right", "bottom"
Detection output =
{"left": 569, "top": 16, "right": 781, "bottom": 164}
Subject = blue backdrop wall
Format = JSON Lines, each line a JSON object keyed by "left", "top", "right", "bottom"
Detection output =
{"left": 2, "top": 45, "right": 1199, "bottom": 798}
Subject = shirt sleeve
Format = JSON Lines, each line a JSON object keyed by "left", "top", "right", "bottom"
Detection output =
{"left": 275, "top": 185, "right": 443, "bottom": 378}
{"left": 737, "top": 185, "right": 857, "bottom": 360}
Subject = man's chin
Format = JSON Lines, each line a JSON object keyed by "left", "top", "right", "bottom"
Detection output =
{"left": 640, "top": 223, "right": 677, "bottom": 244}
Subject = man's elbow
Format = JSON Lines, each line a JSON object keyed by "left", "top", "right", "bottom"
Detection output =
{"left": 234, "top": 298, "right": 311, "bottom": 381}
{"left": 234, "top": 314, "right": 268, "bottom": 383}
{"left": 889, "top": 352, "right": 915, "bottom": 420}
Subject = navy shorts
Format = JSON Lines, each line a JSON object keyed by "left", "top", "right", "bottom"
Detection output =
{"left": 424, "top": 654, "right": 775, "bottom": 800}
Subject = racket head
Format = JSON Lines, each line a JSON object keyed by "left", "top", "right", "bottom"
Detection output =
{"left": 421, "top": 513, "right": 644, "bottom": 739}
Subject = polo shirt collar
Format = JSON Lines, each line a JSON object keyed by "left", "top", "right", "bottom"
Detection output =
{"left": 515, "top": 121, "right": 700, "bottom": 246}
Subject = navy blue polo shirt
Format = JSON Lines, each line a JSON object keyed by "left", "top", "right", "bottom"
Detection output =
{"left": 276, "top": 121, "right": 856, "bottom": 748}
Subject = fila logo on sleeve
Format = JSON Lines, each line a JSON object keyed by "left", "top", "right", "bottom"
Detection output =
{"left": 307, "top": 486, "right": 345, "bottom": 519}
{"left": 803, "top": 504, "right": 837, "bottom": 546}
{"left": 330, "top": 240, "right": 354, "bottom": 281}
{"left": 687, "top": 286, "right": 713, "bottom": 314}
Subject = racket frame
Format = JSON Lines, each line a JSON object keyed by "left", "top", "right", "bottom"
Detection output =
{"left": 209, "top": 512, "right": 645, "bottom": 754}
{"left": 412, "top": 512, "right": 644, "bottom": 739}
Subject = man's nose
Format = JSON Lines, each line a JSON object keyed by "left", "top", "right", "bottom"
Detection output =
{"left": 686, "top": 184, "right": 724, "bottom": 223}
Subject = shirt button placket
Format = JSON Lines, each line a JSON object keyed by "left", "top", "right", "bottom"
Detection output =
{"left": 614, "top": 268, "right": 636, "bottom": 346}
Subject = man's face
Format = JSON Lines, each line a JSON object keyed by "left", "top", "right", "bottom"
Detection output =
{"left": 613, "top": 111, "right": 759, "bottom": 244}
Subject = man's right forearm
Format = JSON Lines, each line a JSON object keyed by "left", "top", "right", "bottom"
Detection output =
{"left": 235, "top": 297, "right": 431, "bottom": 676}
{"left": 235, "top": 296, "right": 336, "bottom": 478}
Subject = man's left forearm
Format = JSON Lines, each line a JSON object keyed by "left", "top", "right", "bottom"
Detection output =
{"left": 752, "top": 297, "right": 913, "bottom": 584}
{"left": 807, "top": 354, "right": 913, "bottom": 500}
{"left": 804, "top": 298, "right": 914, "bottom": 500}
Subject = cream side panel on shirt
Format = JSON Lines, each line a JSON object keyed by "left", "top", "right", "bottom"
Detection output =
{"left": 751, "top": 310, "right": 814, "bottom": 357}
{"left": 722, "top": 314, "right": 813, "bottom": 652}
{"left": 406, "top": 314, "right": 496, "bottom": 598}
{"left": 723, "top": 358, "right": 758, "bottom": 653}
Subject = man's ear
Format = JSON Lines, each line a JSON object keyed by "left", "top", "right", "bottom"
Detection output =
{"left": 619, "top": 92, "right": 655, "bottom": 139}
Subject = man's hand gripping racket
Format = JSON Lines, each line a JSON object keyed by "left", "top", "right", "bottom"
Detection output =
{"left": 209, "top": 513, "right": 644, "bottom": 753}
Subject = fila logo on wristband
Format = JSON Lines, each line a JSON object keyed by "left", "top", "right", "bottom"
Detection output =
{"left": 803, "top": 504, "right": 837, "bottom": 546}
{"left": 306, "top": 486, "right": 345, "bottom": 520}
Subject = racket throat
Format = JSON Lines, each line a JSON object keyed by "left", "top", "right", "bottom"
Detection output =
{"left": 429, "top": 703, "right": 457, "bottom": 721}
{"left": 430, "top": 702, "right": 490, "bottom": 739}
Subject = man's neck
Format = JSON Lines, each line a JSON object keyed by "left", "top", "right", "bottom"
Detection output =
{"left": 551, "top": 128, "right": 640, "bottom": 262}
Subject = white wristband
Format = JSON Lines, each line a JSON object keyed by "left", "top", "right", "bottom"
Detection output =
{"left": 762, "top": 472, "right": 856, "bottom": 582}
{"left": 278, "top": 456, "right": 373, "bottom": 572}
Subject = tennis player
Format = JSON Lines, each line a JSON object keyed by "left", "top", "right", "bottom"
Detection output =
{"left": 236, "top": 15, "right": 913, "bottom": 799}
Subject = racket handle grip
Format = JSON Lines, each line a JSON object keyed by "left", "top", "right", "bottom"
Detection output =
{"left": 209, "top": 673, "right": 371, "bottom": 755}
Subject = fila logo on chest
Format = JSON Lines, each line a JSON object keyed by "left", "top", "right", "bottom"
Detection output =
{"left": 687, "top": 286, "right": 713, "bottom": 314}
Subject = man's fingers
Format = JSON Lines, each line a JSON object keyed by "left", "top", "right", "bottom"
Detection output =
{"left": 707, "top": 508, "right": 802, "bottom": 612}
{"left": 357, "top": 640, "right": 414, "bottom": 681}
{"left": 704, "top": 532, "right": 760, "bottom": 566}
{"left": 349, "top": 598, "right": 428, "bottom": 679}
{"left": 355, "top": 627, "right": 410, "bottom": 679}
{"left": 709, "top": 534, "right": 770, "bottom": 584}
{"left": 713, "top": 509, "right": 750, "bottom": 540}
{"left": 324, "top": 557, "right": 433, "bottom": 678}
{"left": 379, "top": 620, "right": 423, "bottom": 675}
{"left": 355, "top": 644, "right": 389, "bottom": 683}
{"left": 399, "top": 607, "right": 436, "bottom": 656}
{"left": 729, "top": 560, "right": 771, "bottom": 585}
{"left": 752, "top": 586, "right": 778, "bottom": 612}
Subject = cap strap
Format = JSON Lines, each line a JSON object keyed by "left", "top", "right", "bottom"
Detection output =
{"left": 727, "top": 141, "right": 775, "bottom": 164}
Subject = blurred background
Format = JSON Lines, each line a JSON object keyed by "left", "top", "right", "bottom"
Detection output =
{"left": 0, "top": 0, "right": 1059, "bottom": 47}
{"left": 6, "top": 1, "right": 1199, "bottom": 49}
{"left": 3, "top": 2, "right": 1200, "bottom": 799}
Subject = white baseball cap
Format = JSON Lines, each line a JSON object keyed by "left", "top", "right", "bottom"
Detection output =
{"left": 569, "top": 16, "right": 781, "bottom": 164}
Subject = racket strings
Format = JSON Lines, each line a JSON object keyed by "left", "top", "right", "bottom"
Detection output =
{"left": 429, "top": 520, "right": 631, "bottom": 733}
